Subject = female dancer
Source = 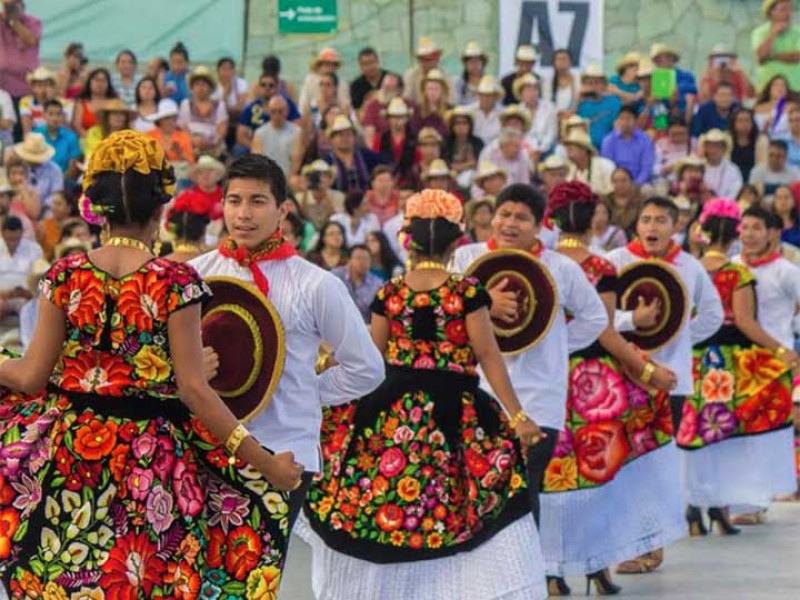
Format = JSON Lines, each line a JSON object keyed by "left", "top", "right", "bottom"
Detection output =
{"left": 302, "top": 189, "right": 547, "bottom": 599}
{"left": 542, "top": 182, "right": 678, "bottom": 596}
{"left": 0, "top": 131, "right": 302, "bottom": 598}
{"left": 679, "top": 198, "right": 799, "bottom": 534}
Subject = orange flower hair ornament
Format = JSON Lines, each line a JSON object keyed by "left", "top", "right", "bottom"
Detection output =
{"left": 400, "top": 189, "right": 464, "bottom": 251}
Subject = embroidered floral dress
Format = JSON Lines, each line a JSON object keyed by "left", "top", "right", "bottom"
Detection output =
{"left": 678, "top": 262, "right": 793, "bottom": 450}
{"left": 304, "top": 274, "right": 530, "bottom": 562}
{"left": 0, "top": 254, "right": 290, "bottom": 600}
{"left": 543, "top": 255, "right": 673, "bottom": 494}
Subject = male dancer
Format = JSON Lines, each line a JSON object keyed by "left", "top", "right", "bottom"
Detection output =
{"left": 607, "top": 196, "right": 723, "bottom": 572}
{"left": 452, "top": 183, "right": 608, "bottom": 524}
{"left": 191, "top": 155, "right": 384, "bottom": 526}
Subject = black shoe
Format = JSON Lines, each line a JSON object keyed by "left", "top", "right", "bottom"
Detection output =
{"left": 708, "top": 507, "right": 741, "bottom": 535}
{"left": 547, "top": 576, "right": 572, "bottom": 596}
{"left": 585, "top": 570, "right": 621, "bottom": 596}
{"left": 686, "top": 505, "right": 708, "bottom": 536}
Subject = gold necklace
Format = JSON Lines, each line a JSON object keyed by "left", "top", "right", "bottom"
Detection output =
{"left": 703, "top": 250, "right": 728, "bottom": 261}
{"left": 557, "top": 238, "right": 587, "bottom": 250}
{"left": 174, "top": 242, "right": 203, "bottom": 254}
{"left": 414, "top": 260, "right": 448, "bottom": 271}
{"left": 105, "top": 236, "right": 153, "bottom": 254}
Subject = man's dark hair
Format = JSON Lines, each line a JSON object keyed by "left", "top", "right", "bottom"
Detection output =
{"left": 217, "top": 57, "right": 235, "bottom": 70}
{"left": 262, "top": 55, "right": 281, "bottom": 76}
{"left": 641, "top": 196, "right": 679, "bottom": 223}
{"left": 2, "top": 216, "right": 23, "bottom": 232}
{"left": 742, "top": 205, "right": 772, "bottom": 227}
{"left": 116, "top": 49, "right": 137, "bottom": 66}
{"left": 225, "top": 154, "right": 287, "bottom": 205}
{"left": 321, "top": 72, "right": 339, "bottom": 87}
{"left": 495, "top": 184, "right": 546, "bottom": 224}
{"left": 344, "top": 191, "right": 365, "bottom": 215}
{"left": 350, "top": 243, "right": 370, "bottom": 255}
{"left": 44, "top": 99, "right": 64, "bottom": 112}
{"left": 769, "top": 139, "right": 789, "bottom": 153}
{"left": 618, "top": 105, "right": 638, "bottom": 119}
{"left": 766, "top": 212, "right": 785, "bottom": 230}
{"left": 283, "top": 212, "right": 304, "bottom": 239}
{"left": 169, "top": 42, "right": 189, "bottom": 61}
{"left": 358, "top": 47, "right": 378, "bottom": 60}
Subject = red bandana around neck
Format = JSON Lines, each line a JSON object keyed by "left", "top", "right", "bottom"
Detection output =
{"left": 487, "top": 237, "right": 544, "bottom": 257}
{"left": 218, "top": 231, "right": 297, "bottom": 296}
{"left": 740, "top": 250, "right": 782, "bottom": 269}
{"left": 627, "top": 239, "right": 681, "bottom": 264}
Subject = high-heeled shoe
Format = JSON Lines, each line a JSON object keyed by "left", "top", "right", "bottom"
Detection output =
{"left": 685, "top": 505, "right": 708, "bottom": 536}
{"left": 708, "top": 507, "right": 741, "bottom": 535}
{"left": 547, "top": 576, "right": 571, "bottom": 596}
{"left": 585, "top": 570, "right": 621, "bottom": 596}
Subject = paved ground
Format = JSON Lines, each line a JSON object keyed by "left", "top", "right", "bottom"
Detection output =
{"left": 279, "top": 502, "right": 800, "bottom": 599}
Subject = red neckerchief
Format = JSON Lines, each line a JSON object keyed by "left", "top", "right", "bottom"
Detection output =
{"left": 218, "top": 231, "right": 297, "bottom": 297}
{"left": 487, "top": 237, "right": 544, "bottom": 257}
{"left": 627, "top": 239, "right": 681, "bottom": 264}
{"left": 740, "top": 250, "right": 782, "bottom": 268}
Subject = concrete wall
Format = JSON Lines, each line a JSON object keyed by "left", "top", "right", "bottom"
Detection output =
{"left": 245, "top": 0, "right": 768, "bottom": 87}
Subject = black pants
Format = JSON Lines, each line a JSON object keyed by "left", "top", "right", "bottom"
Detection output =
{"left": 287, "top": 471, "right": 315, "bottom": 531}
{"left": 670, "top": 395, "right": 686, "bottom": 434}
{"left": 524, "top": 426, "right": 559, "bottom": 527}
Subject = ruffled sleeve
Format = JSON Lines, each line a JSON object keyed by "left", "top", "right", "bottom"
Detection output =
{"left": 370, "top": 279, "right": 397, "bottom": 316}
{"left": 38, "top": 255, "right": 82, "bottom": 310}
{"left": 462, "top": 276, "right": 492, "bottom": 314}
{"left": 166, "top": 261, "right": 212, "bottom": 314}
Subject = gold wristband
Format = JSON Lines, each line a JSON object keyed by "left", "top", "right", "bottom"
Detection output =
{"left": 776, "top": 346, "right": 789, "bottom": 359}
{"left": 225, "top": 423, "right": 250, "bottom": 465}
{"left": 640, "top": 361, "right": 656, "bottom": 385}
{"left": 509, "top": 411, "right": 529, "bottom": 429}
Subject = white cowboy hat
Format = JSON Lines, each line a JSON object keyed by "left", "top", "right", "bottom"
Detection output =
{"left": 26, "top": 66, "right": 56, "bottom": 84}
{"left": 476, "top": 75, "right": 504, "bottom": 97}
{"left": 473, "top": 160, "right": 508, "bottom": 184}
{"left": 616, "top": 52, "right": 641, "bottom": 72}
{"left": 462, "top": 41, "right": 488, "bottom": 61}
{"left": 325, "top": 115, "right": 357, "bottom": 138}
{"left": 563, "top": 130, "right": 597, "bottom": 155}
{"left": 301, "top": 159, "right": 336, "bottom": 177}
{"left": 192, "top": 155, "right": 226, "bottom": 179}
{"left": 581, "top": 63, "right": 607, "bottom": 79}
{"left": 512, "top": 73, "right": 540, "bottom": 100}
{"left": 417, "top": 127, "right": 444, "bottom": 145}
{"left": 499, "top": 104, "right": 532, "bottom": 133}
{"left": 13, "top": 133, "right": 56, "bottom": 164}
{"left": 700, "top": 128, "right": 732, "bottom": 151}
{"left": 650, "top": 43, "right": 680, "bottom": 61}
{"left": 537, "top": 155, "right": 569, "bottom": 173}
{"left": 415, "top": 37, "right": 441, "bottom": 58}
{"left": 422, "top": 159, "right": 454, "bottom": 181}
{"left": 385, "top": 97, "right": 411, "bottom": 118}
{"left": 637, "top": 58, "right": 655, "bottom": 78}
{"left": 445, "top": 106, "right": 474, "bottom": 128}
{"left": 146, "top": 99, "right": 180, "bottom": 123}
{"left": 515, "top": 45, "right": 539, "bottom": 63}
{"left": 188, "top": 65, "right": 216, "bottom": 88}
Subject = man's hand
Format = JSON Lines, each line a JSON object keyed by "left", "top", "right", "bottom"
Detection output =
{"left": 488, "top": 278, "right": 519, "bottom": 323}
{"left": 632, "top": 296, "right": 661, "bottom": 330}
{"left": 203, "top": 346, "right": 219, "bottom": 382}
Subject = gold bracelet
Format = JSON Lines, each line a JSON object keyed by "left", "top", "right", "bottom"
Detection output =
{"left": 776, "top": 346, "right": 789, "bottom": 360}
{"left": 225, "top": 423, "right": 250, "bottom": 465}
{"left": 640, "top": 361, "right": 656, "bottom": 385}
{"left": 509, "top": 411, "right": 529, "bottom": 429}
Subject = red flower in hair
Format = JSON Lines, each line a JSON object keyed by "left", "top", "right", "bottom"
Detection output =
{"left": 547, "top": 181, "right": 596, "bottom": 215}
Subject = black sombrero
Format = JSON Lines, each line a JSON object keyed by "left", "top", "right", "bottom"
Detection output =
{"left": 465, "top": 249, "right": 559, "bottom": 355}
{"left": 201, "top": 276, "right": 285, "bottom": 421}
{"left": 617, "top": 261, "right": 689, "bottom": 352}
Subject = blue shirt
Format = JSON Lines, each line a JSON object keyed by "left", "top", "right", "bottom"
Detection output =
{"left": 577, "top": 95, "right": 623, "bottom": 149}
{"left": 675, "top": 68, "right": 698, "bottom": 114}
{"left": 29, "top": 160, "right": 64, "bottom": 210}
{"left": 164, "top": 70, "right": 190, "bottom": 105}
{"left": 691, "top": 101, "right": 737, "bottom": 138}
{"left": 238, "top": 96, "right": 301, "bottom": 132}
{"left": 331, "top": 266, "right": 384, "bottom": 324}
{"left": 34, "top": 125, "right": 81, "bottom": 173}
{"left": 781, "top": 226, "right": 800, "bottom": 248}
{"left": 600, "top": 129, "right": 655, "bottom": 186}
{"left": 779, "top": 135, "right": 800, "bottom": 169}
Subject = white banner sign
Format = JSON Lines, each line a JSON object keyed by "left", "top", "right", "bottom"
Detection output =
{"left": 499, "top": 0, "right": 604, "bottom": 74}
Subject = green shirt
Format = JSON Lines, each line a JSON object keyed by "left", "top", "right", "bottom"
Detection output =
{"left": 752, "top": 22, "right": 800, "bottom": 91}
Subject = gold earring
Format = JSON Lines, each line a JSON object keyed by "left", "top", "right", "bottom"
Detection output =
{"left": 152, "top": 231, "right": 163, "bottom": 256}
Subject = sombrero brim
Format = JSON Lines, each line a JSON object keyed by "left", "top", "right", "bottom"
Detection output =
{"left": 14, "top": 145, "right": 56, "bottom": 164}
{"left": 617, "top": 261, "right": 689, "bottom": 352}
{"left": 465, "top": 249, "right": 559, "bottom": 355}
{"left": 201, "top": 276, "right": 285, "bottom": 422}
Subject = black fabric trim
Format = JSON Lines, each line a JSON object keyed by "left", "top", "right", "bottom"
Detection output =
{"left": 51, "top": 387, "right": 191, "bottom": 423}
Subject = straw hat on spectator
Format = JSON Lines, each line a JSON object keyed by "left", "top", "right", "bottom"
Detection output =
{"left": 709, "top": 44, "right": 736, "bottom": 58}
{"left": 476, "top": 75, "right": 504, "bottom": 98}
{"left": 499, "top": 105, "right": 532, "bottom": 133}
{"left": 672, "top": 195, "right": 692, "bottom": 211}
{"left": 385, "top": 97, "right": 411, "bottom": 118}
{"left": 312, "top": 47, "right": 342, "bottom": 69}
{"left": 637, "top": 58, "right": 655, "bottom": 78}
{"left": 417, "top": 127, "right": 444, "bottom": 145}
{"left": 326, "top": 115, "right": 357, "bottom": 138}
{"left": 762, "top": 0, "right": 783, "bottom": 18}
{"left": 515, "top": 45, "right": 539, "bottom": 63}
{"left": 473, "top": 161, "right": 508, "bottom": 185}
{"left": 563, "top": 130, "right": 597, "bottom": 155}
{"left": 26, "top": 258, "right": 51, "bottom": 289}
{"left": 422, "top": 159, "right": 454, "bottom": 181}
{"left": 580, "top": 63, "right": 607, "bottom": 80}
{"left": 188, "top": 66, "right": 216, "bottom": 88}
{"left": 512, "top": 73, "right": 540, "bottom": 100}
{"left": 675, "top": 155, "right": 706, "bottom": 178}
{"left": 537, "top": 154, "right": 569, "bottom": 174}
{"left": 563, "top": 115, "right": 588, "bottom": 130}
{"left": 13, "top": 133, "right": 56, "bottom": 164}
{"left": 54, "top": 238, "right": 93, "bottom": 260}
{"left": 445, "top": 106, "right": 474, "bottom": 128}
{"left": 301, "top": 159, "right": 336, "bottom": 177}
{"left": 97, "top": 98, "right": 137, "bottom": 118}
{"left": 700, "top": 128, "right": 732, "bottom": 152}
{"left": 415, "top": 37, "right": 442, "bottom": 58}
{"left": 616, "top": 52, "right": 641, "bottom": 73}
{"left": 26, "top": 66, "right": 56, "bottom": 84}
{"left": 192, "top": 155, "right": 226, "bottom": 180}
{"left": 147, "top": 99, "right": 180, "bottom": 123}
{"left": 420, "top": 68, "right": 450, "bottom": 97}
{"left": 650, "top": 43, "right": 680, "bottom": 61}
{"left": 462, "top": 41, "right": 488, "bottom": 63}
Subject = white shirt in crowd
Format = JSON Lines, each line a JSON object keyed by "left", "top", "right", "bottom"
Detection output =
{"left": 570, "top": 156, "right": 615, "bottom": 196}
{"left": 212, "top": 78, "right": 250, "bottom": 111}
{"left": 523, "top": 100, "right": 558, "bottom": 153}
{"left": 190, "top": 251, "right": 385, "bottom": 471}
{"left": 382, "top": 212, "right": 407, "bottom": 265}
{"left": 252, "top": 120, "right": 300, "bottom": 176}
{"left": 177, "top": 99, "right": 229, "bottom": 143}
{"left": 0, "top": 87, "right": 16, "bottom": 147}
{"left": 330, "top": 211, "right": 380, "bottom": 246}
{"left": 703, "top": 159, "right": 743, "bottom": 200}
{"left": 467, "top": 103, "right": 503, "bottom": 146}
{"left": 0, "top": 238, "right": 42, "bottom": 292}
{"left": 452, "top": 242, "right": 608, "bottom": 429}
{"left": 608, "top": 247, "right": 724, "bottom": 396}
{"left": 733, "top": 255, "right": 800, "bottom": 349}
{"left": 299, "top": 72, "right": 351, "bottom": 115}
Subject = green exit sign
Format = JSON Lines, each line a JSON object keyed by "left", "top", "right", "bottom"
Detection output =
{"left": 278, "top": 0, "right": 338, "bottom": 34}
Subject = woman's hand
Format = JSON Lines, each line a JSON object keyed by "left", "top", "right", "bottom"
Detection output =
{"left": 650, "top": 364, "right": 677, "bottom": 392}
{"left": 252, "top": 450, "right": 304, "bottom": 492}
{"left": 514, "top": 418, "right": 546, "bottom": 450}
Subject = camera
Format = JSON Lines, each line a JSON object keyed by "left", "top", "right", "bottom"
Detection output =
{"left": 307, "top": 171, "right": 322, "bottom": 191}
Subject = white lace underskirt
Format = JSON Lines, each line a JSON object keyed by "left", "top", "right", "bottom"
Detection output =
{"left": 680, "top": 427, "right": 796, "bottom": 507}
{"left": 294, "top": 513, "right": 547, "bottom": 600}
{"left": 539, "top": 442, "right": 686, "bottom": 576}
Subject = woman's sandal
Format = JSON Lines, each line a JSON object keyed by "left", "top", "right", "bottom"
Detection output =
{"left": 615, "top": 548, "right": 663, "bottom": 575}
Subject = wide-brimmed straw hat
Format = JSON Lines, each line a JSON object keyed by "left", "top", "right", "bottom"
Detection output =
{"left": 515, "top": 45, "right": 539, "bottom": 63}
{"left": 188, "top": 66, "right": 216, "bottom": 88}
{"left": 312, "top": 47, "right": 342, "bottom": 69}
{"left": 422, "top": 159, "right": 454, "bottom": 181}
{"left": 301, "top": 159, "right": 336, "bottom": 177}
{"left": 581, "top": 63, "right": 607, "bottom": 80}
{"left": 473, "top": 160, "right": 508, "bottom": 184}
{"left": 499, "top": 105, "right": 532, "bottom": 133}
{"left": 420, "top": 68, "right": 450, "bottom": 97}
{"left": 385, "top": 97, "right": 411, "bottom": 118}
{"left": 192, "top": 155, "right": 226, "bottom": 179}
{"left": 445, "top": 105, "right": 474, "bottom": 128}
{"left": 462, "top": 41, "right": 488, "bottom": 62}
{"left": 97, "top": 98, "right": 137, "bottom": 117}
{"left": 13, "top": 133, "right": 56, "bottom": 164}
{"left": 512, "top": 73, "right": 540, "bottom": 100}
{"left": 325, "top": 115, "right": 357, "bottom": 138}
{"left": 417, "top": 127, "right": 444, "bottom": 145}
{"left": 562, "top": 130, "right": 597, "bottom": 155}
{"left": 616, "top": 52, "right": 641, "bottom": 72}
{"left": 700, "top": 128, "right": 732, "bottom": 151}
{"left": 762, "top": 0, "right": 783, "bottom": 18}
{"left": 476, "top": 75, "right": 504, "bottom": 97}
{"left": 416, "top": 37, "right": 441, "bottom": 58}
{"left": 650, "top": 43, "right": 680, "bottom": 61}
{"left": 26, "top": 66, "right": 56, "bottom": 84}
{"left": 537, "top": 155, "right": 569, "bottom": 173}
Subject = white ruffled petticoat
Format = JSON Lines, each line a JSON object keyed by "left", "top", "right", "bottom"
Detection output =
{"left": 294, "top": 514, "right": 547, "bottom": 600}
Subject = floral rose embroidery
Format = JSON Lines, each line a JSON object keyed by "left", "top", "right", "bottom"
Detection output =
{"left": 570, "top": 360, "right": 629, "bottom": 422}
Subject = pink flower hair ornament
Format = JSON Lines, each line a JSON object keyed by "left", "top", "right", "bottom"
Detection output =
{"left": 78, "top": 193, "right": 110, "bottom": 227}
{"left": 699, "top": 197, "right": 741, "bottom": 225}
